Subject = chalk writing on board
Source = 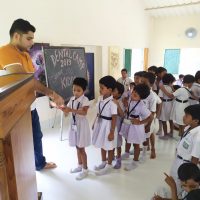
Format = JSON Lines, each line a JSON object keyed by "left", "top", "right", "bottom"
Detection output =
{"left": 43, "top": 47, "right": 87, "bottom": 101}
{"left": 50, "top": 49, "right": 85, "bottom": 70}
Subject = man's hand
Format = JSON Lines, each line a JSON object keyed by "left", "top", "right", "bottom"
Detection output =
{"left": 59, "top": 106, "right": 71, "bottom": 114}
{"left": 51, "top": 91, "right": 64, "bottom": 107}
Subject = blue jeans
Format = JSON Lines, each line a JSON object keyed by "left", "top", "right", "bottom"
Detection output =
{"left": 31, "top": 109, "right": 46, "bottom": 170}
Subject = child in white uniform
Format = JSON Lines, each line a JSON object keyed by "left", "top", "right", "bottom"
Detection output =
{"left": 156, "top": 67, "right": 167, "bottom": 94}
{"left": 148, "top": 65, "right": 158, "bottom": 93}
{"left": 60, "top": 78, "right": 91, "bottom": 180}
{"left": 149, "top": 92, "right": 162, "bottom": 159}
{"left": 170, "top": 104, "right": 200, "bottom": 197}
{"left": 170, "top": 75, "right": 195, "bottom": 136}
{"left": 134, "top": 71, "right": 145, "bottom": 86}
{"left": 141, "top": 72, "right": 162, "bottom": 160}
{"left": 159, "top": 73, "right": 175, "bottom": 139}
{"left": 121, "top": 71, "right": 145, "bottom": 158}
{"left": 156, "top": 67, "right": 167, "bottom": 135}
{"left": 190, "top": 71, "right": 200, "bottom": 105}
{"left": 92, "top": 76, "right": 117, "bottom": 176}
{"left": 122, "top": 82, "right": 135, "bottom": 100}
{"left": 112, "top": 82, "right": 125, "bottom": 169}
{"left": 119, "top": 84, "right": 153, "bottom": 170}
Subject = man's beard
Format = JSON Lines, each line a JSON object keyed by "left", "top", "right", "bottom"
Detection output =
{"left": 16, "top": 44, "right": 29, "bottom": 52}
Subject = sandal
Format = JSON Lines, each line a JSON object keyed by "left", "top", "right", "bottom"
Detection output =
{"left": 43, "top": 162, "right": 57, "bottom": 169}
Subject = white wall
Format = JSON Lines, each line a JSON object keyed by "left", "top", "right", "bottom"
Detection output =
{"left": 149, "top": 14, "right": 200, "bottom": 67}
{"left": 0, "top": 0, "right": 152, "bottom": 80}
{"left": 0, "top": 0, "right": 151, "bottom": 47}
{"left": 0, "top": 0, "right": 152, "bottom": 128}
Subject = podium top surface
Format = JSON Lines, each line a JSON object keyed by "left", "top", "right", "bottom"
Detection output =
{"left": 0, "top": 71, "right": 34, "bottom": 100}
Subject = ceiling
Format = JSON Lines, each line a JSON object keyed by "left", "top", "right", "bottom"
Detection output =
{"left": 142, "top": 0, "right": 200, "bottom": 17}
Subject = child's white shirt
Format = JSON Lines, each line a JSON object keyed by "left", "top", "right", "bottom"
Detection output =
{"left": 176, "top": 126, "right": 200, "bottom": 161}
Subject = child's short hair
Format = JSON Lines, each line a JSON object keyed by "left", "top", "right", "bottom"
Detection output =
{"left": 130, "top": 82, "right": 136, "bottom": 87}
{"left": 148, "top": 66, "right": 157, "bottom": 73}
{"left": 121, "top": 68, "right": 127, "bottom": 73}
{"left": 186, "top": 189, "right": 200, "bottom": 200}
{"left": 142, "top": 72, "right": 156, "bottom": 85}
{"left": 178, "top": 162, "right": 200, "bottom": 182}
{"left": 183, "top": 74, "right": 195, "bottom": 84}
{"left": 179, "top": 74, "right": 184, "bottom": 79}
{"left": 162, "top": 73, "right": 175, "bottom": 85}
{"left": 134, "top": 71, "right": 146, "bottom": 77}
{"left": 184, "top": 105, "right": 200, "bottom": 124}
{"left": 73, "top": 77, "right": 88, "bottom": 91}
{"left": 115, "top": 82, "right": 124, "bottom": 95}
{"left": 195, "top": 70, "right": 200, "bottom": 82}
{"left": 156, "top": 67, "right": 167, "bottom": 75}
{"left": 99, "top": 75, "right": 116, "bottom": 90}
{"left": 134, "top": 84, "right": 150, "bottom": 99}
{"left": 173, "top": 85, "right": 181, "bottom": 91}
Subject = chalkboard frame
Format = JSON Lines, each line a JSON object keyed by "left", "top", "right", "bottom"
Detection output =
{"left": 43, "top": 46, "right": 88, "bottom": 102}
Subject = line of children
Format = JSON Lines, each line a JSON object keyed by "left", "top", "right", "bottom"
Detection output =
{"left": 163, "top": 75, "right": 195, "bottom": 136}
{"left": 58, "top": 66, "right": 200, "bottom": 183}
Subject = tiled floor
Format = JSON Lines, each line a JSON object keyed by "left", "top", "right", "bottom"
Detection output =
{"left": 36, "top": 107, "right": 177, "bottom": 200}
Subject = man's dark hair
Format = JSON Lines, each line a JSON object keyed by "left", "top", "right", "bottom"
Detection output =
{"left": 73, "top": 77, "right": 88, "bottom": 91}
{"left": 121, "top": 68, "right": 127, "bottom": 73}
{"left": 99, "top": 75, "right": 116, "bottom": 90}
{"left": 183, "top": 74, "right": 195, "bottom": 84}
{"left": 178, "top": 162, "right": 200, "bottom": 182}
{"left": 10, "top": 18, "right": 36, "bottom": 37}
{"left": 142, "top": 72, "right": 156, "bottom": 85}
{"left": 134, "top": 84, "right": 150, "bottom": 99}
{"left": 184, "top": 104, "right": 200, "bottom": 125}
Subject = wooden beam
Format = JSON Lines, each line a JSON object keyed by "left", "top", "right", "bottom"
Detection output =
{"left": 145, "top": 1, "right": 200, "bottom": 11}
{"left": 144, "top": 48, "right": 149, "bottom": 71}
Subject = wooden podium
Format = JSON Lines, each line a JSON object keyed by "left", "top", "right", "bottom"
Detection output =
{"left": 0, "top": 72, "right": 38, "bottom": 200}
